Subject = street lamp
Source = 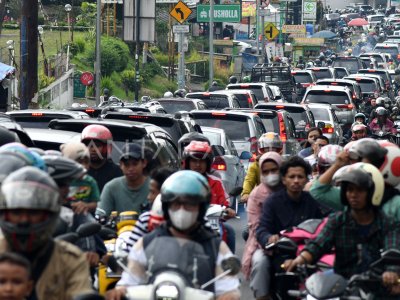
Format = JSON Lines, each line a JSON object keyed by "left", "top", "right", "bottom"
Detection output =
{"left": 65, "top": 4, "right": 72, "bottom": 71}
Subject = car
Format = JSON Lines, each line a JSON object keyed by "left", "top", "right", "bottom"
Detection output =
{"left": 373, "top": 43, "right": 400, "bottom": 62}
{"left": 332, "top": 56, "right": 367, "bottom": 74}
{"left": 48, "top": 119, "right": 180, "bottom": 169}
{"left": 306, "top": 67, "right": 337, "bottom": 80}
{"left": 226, "top": 82, "right": 274, "bottom": 102}
{"left": 359, "top": 53, "right": 389, "bottom": 69}
{"left": 6, "top": 110, "right": 90, "bottom": 129}
{"left": 190, "top": 110, "right": 266, "bottom": 157}
{"left": 254, "top": 102, "right": 316, "bottom": 142}
{"left": 186, "top": 91, "right": 241, "bottom": 109}
{"left": 67, "top": 105, "right": 151, "bottom": 118}
{"left": 343, "top": 75, "right": 382, "bottom": 100}
{"left": 307, "top": 103, "right": 344, "bottom": 144}
{"left": 357, "top": 69, "right": 392, "bottom": 93}
{"left": 223, "top": 108, "right": 301, "bottom": 156}
{"left": 315, "top": 78, "right": 363, "bottom": 107}
{"left": 291, "top": 70, "right": 317, "bottom": 102}
{"left": 268, "top": 85, "right": 285, "bottom": 102}
{"left": 354, "top": 73, "right": 387, "bottom": 96}
{"left": 201, "top": 126, "right": 245, "bottom": 195}
{"left": 301, "top": 85, "right": 356, "bottom": 132}
{"left": 221, "top": 89, "right": 259, "bottom": 108}
{"left": 367, "top": 14, "right": 385, "bottom": 27}
{"left": 0, "top": 116, "right": 34, "bottom": 146}
{"left": 155, "top": 98, "right": 209, "bottom": 113}
{"left": 386, "top": 35, "right": 400, "bottom": 45}
{"left": 102, "top": 112, "right": 200, "bottom": 146}
{"left": 25, "top": 128, "right": 81, "bottom": 150}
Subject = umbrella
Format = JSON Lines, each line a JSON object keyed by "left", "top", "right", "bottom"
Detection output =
{"left": 348, "top": 18, "right": 368, "bottom": 26}
{"left": 311, "top": 30, "right": 337, "bottom": 39}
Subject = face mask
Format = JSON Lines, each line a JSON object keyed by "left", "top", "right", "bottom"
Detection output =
{"left": 168, "top": 208, "right": 199, "bottom": 231}
{"left": 261, "top": 173, "right": 280, "bottom": 187}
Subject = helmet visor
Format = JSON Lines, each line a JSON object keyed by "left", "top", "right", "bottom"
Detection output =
{"left": 0, "top": 181, "right": 60, "bottom": 213}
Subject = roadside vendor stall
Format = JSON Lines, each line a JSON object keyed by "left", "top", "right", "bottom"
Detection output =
{"left": 292, "top": 37, "right": 325, "bottom": 62}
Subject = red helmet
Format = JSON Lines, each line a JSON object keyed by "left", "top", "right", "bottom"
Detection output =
{"left": 81, "top": 125, "right": 113, "bottom": 143}
{"left": 183, "top": 141, "right": 213, "bottom": 172}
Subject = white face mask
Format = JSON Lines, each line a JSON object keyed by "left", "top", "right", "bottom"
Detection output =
{"left": 261, "top": 173, "right": 280, "bottom": 187}
{"left": 168, "top": 208, "right": 199, "bottom": 231}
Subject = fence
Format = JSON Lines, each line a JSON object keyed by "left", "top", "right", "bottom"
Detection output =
{"left": 37, "top": 68, "right": 74, "bottom": 109}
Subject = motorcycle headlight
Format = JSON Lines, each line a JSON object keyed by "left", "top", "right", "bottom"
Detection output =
{"left": 155, "top": 283, "right": 179, "bottom": 300}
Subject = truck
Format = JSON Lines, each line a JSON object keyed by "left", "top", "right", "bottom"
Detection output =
{"left": 250, "top": 63, "right": 294, "bottom": 102}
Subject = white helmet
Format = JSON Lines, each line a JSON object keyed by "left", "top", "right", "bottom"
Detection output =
{"left": 377, "top": 141, "right": 400, "bottom": 187}
{"left": 163, "top": 91, "right": 173, "bottom": 98}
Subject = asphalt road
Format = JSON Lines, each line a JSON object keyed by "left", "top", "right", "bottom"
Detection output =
{"left": 227, "top": 203, "right": 254, "bottom": 299}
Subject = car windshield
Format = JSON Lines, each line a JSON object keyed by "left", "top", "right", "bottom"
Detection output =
{"left": 194, "top": 115, "right": 250, "bottom": 141}
{"left": 228, "top": 85, "right": 264, "bottom": 101}
{"left": 335, "top": 69, "right": 347, "bottom": 78}
{"left": 309, "top": 107, "right": 330, "bottom": 120}
{"left": 203, "top": 96, "right": 231, "bottom": 109}
{"left": 374, "top": 46, "right": 399, "bottom": 55}
{"left": 232, "top": 94, "right": 252, "bottom": 108}
{"left": 11, "top": 115, "right": 71, "bottom": 129}
{"left": 352, "top": 80, "right": 377, "bottom": 93}
{"left": 202, "top": 131, "right": 221, "bottom": 145}
{"left": 333, "top": 60, "right": 359, "bottom": 73}
{"left": 293, "top": 74, "right": 313, "bottom": 83}
{"left": 312, "top": 70, "right": 333, "bottom": 80}
{"left": 258, "top": 116, "right": 279, "bottom": 132}
{"left": 305, "top": 91, "right": 350, "bottom": 104}
{"left": 370, "top": 16, "right": 384, "bottom": 22}
{"left": 159, "top": 101, "right": 195, "bottom": 113}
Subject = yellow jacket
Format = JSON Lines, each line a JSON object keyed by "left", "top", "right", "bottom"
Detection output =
{"left": 242, "top": 161, "right": 260, "bottom": 196}
{"left": 0, "top": 238, "right": 92, "bottom": 300}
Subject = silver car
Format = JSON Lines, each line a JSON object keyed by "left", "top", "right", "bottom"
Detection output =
{"left": 201, "top": 126, "right": 245, "bottom": 196}
{"left": 307, "top": 103, "right": 344, "bottom": 144}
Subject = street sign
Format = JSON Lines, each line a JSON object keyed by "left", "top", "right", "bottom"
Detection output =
{"left": 80, "top": 72, "right": 94, "bottom": 86}
{"left": 197, "top": 4, "right": 241, "bottom": 22}
{"left": 173, "top": 24, "right": 190, "bottom": 33}
{"left": 303, "top": 0, "right": 316, "bottom": 21}
{"left": 170, "top": 1, "right": 192, "bottom": 24}
{"left": 264, "top": 23, "right": 279, "bottom": 41}
{"left": 282, "top": 24, "right": 306, "bottom": 34}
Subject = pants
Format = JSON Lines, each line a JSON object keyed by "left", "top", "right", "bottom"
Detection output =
{"left": 250, "top": 249, "right": 271, "bottom": 298}
{"left": 224, "top": 222, "right": 236, "bottom": 253}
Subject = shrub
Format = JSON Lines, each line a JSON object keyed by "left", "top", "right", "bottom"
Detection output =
{"left": 39, "top": 74, "right": 55, "bottom": 90}
{"left": 74, "top": 38, "right": 86, "bottom": 53}
{"left": 121, "top": 70, "right": 136, "bottom": 95}
{"left": 100, "top": 76, "right": 114, "bottom": 95}
{"left": 141, "top": 62, "right": 163, "bottom": 84}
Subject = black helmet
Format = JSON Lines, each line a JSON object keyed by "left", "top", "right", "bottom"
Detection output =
{"left": 174, "top": 89, "right": 187, "bottom": 98}
{"left": 103, "top": 88, "right": 110, "bottom": 96}
{"left": 354, "top": 112, "right": 366, "bottom": 122}
{"left": 229, "top": 76, "right": 238, "bottom": 84}
{"left": 0, "top": 126, "right": 19, "bottom": 146}
{"left": 43, "top": 155, "right": 86, "bottom": 187}
{"left": 161, "top": 170, "right": 210, "bottom": 229}
{"left": 348, "top": 138, "right": 388, "bottom": 168}
{"left": 0, "top": 166, "right": 60, "bottom": 253}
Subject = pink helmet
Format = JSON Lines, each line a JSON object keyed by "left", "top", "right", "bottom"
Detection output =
{"left": 377, "top": 141, "right": 400, "bottom": 187}
{"left": 318, "top": 145, "right": 343, "bottom": 167}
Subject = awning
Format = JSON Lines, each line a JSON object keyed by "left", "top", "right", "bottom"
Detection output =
{"left": 0, "top": 62, "right": 15, "bottom": 81}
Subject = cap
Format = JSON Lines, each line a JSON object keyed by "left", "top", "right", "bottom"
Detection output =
{"left": 60, "top": 142, "right": 90, "bottom": 161}
{"left": 119, "top": 143, "right": 144, "bottom": 161}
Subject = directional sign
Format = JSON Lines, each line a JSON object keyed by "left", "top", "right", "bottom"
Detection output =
{"left": 303, "top": 0, "right": 316, "bottom": 21}
{"left": 197, "top": 4, "right": 241, "bottom": 22}
{"left": 170, "top": 1, "right": 192, "bottom": 24}
{"left": 264, "top": 23, "right": 279, "bottom": 41}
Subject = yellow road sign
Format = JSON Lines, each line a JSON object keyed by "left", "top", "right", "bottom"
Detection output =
{"left": 264, "top": 23, "right": 279, "bottom": 41}
{"left": 170, "top": 1, "right": 192, "bottom": 24}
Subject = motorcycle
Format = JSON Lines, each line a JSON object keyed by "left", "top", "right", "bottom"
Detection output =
{"left": 109, "top": 236, "right": 241, "bottom": 300}
{"left": 371, "top": 130, "right": 396, "bottom": 143}
{"left": 288, "top": 249, "right": 400, "bottom": 300}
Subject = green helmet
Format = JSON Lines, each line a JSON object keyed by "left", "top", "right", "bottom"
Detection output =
{"left": 242, "top": 76, "right": 251, "bottom": 83}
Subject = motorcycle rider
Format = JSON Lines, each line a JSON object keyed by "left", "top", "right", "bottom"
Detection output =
{"left": 350, "top": 123, "right": 368, "bottom": 141}
{"left": 0, "top": 166, "right": 92, "bottom": 300}
{"left": 369, "top": 107, "right": 396, "bottom": 135}
{"left": 106, "top": 170, "right": 240, "bottom": 300}
{"left": 81, "top": 125, "right": 122, "bottom": 192}
{"left": 286, "top": 163, "right": 400, "bottom": 295}
{"left": 240, "top": 132, "right": 283, "bottom": 203}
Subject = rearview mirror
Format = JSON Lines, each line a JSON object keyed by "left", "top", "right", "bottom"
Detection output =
{"left": 239, "top": 151, "right": 252, "bottom": 160}
{"left": 317, "top": 121, "right": 326, "bottom": 129}
{"left": 221, "top": 256, "right": 241, "bottom": 275}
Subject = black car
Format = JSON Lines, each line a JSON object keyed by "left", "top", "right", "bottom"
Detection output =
{"left": 48, "top": 119, "right": 180, "bottom": 169}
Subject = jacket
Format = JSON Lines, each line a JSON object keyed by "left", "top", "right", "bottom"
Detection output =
{"left": 369, "top": 118, "right": 396, "bottom": 134}
{"left": 309, "top": 179, "right": 400, "bottom": 221}
{"left": 241, "top": 152, "right": 282, "bottom": 279}
{"left": 0, "top": 238, "right": 92, "bottom": 300}
{"left": 241, "top": 160, "right": 260, "bottom": 197}
{"left": 207, "top": 174, "right": 230, "bottom": 206}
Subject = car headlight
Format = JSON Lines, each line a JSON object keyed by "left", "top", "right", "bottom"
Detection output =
{"left": 155, "top": 283, "right": 179, "bottom": 300}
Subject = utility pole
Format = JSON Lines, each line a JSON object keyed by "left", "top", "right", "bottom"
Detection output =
{"left": 209, "top": 0, "right": 214, "bottom": 84}
{"left": 256, "top": 0, "right": 260, "bottom": 55}
{"left": 134, "top": 0, "right": 141, "bottom": 102}
{"left": 20, "top": 0, "right": 38, "bottom": 109}
{"left": 95, "top": 0, "right": 101, "bottom": 105}
{"left": 178, "top": 32, "right": 185, "bottom": 89}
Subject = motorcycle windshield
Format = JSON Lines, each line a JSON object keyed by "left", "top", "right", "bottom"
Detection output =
{"left": 144, "top": 236, "right": 214, "bottom": 289}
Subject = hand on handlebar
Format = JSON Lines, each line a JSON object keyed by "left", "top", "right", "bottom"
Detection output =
{"left": 224, "top": 208, "right": 236, "bottom": 219}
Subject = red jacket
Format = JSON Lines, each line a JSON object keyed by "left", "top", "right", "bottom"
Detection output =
{"left": 207, "top": 174, "right": 230, "bottom": 207}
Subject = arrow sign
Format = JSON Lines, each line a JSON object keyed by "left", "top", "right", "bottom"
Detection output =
{"left": 264, "top": 23, "right": 279, "bottom": 41}
{"left": 170, "top": 1, "right": 192, "bottom": 24}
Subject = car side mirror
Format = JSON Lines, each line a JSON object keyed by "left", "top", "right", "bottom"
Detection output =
{"left": 317, "top": 121, "right": 326, "bottom": 129}
{"left": 239, "top": 151, "right": 252, "bottom": 160}
{"left": 212, "top": 145, "right": 226, "bottom": 156}
{"left": 194, "top": 124, "right": 203, "bottom": 133}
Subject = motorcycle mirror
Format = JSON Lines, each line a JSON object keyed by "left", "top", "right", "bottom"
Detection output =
{"left": 99, "top": 227, "right": 118, "bottom": 240}
{"left": 55, "top": 232, "right": 79, "bottom": 243}
{"left": 76, "top": 222, "right": 101, "bottom": 237}
{"left": 221, "top": 256, "right": 241, "bottom": 275}
{"left": 72, "top": 293, "right": 105, "bottom": 300}
{"left": 239, "top": 151, "right": 252, "bottom": 160}
{"left": 229, "top": 186, "right": 243, "bottom": 197}
{"left": 305, "top": 272, "right": 347, "bottom": 299}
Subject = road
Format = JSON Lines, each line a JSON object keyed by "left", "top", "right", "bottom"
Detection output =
{"left": 227, "top": 203, "right": 254, "bottom": 299}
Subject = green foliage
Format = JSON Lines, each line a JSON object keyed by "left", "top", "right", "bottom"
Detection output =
{"left": 153, "top": 52, "right": 170, "bottom": 66}
{"left": 141, "top": 62, "right": 163, "bottom": 84}
{"left": 121, "top": 70, "right": 136, "bottom": 95}
{"left": 76, "top": 2, "right": 97, "bottom": 28}
{"left": 100, "top": 76, "right": 114, "bottom": 95}
{"left": 86, "top": 36, "right": 130, "bottom": 76}
{"left": 38, "top": 74, "right": 55, "bottom": 90}
{"left": 74, "top": 38, "right": 86, "bottom": 53}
